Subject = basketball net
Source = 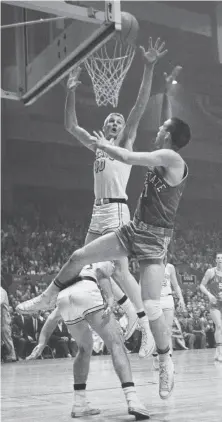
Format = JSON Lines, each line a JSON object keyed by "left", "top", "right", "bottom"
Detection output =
{"left": 84, "top": 39, "right": 135, "bottom": 107}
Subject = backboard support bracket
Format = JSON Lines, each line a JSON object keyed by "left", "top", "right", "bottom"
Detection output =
{"left": 1, "top": 0, "right": 121, "bottom": 105}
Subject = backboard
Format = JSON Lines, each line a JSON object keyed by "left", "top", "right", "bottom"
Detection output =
{"left": 1, "top": 1, "right": 121, "bottom": 105}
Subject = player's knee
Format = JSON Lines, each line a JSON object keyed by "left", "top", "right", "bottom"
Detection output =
{"left": 143, "top": 299, "right": 162, "bottom": 321}
{"left": 78, "top": 337, "right": 93, "bottom": 356}
{"left": 104, "top": 326, "right": 124, "bottom": 353}
{"left": 69, "top": 247, "right": 84, "bottom": 264}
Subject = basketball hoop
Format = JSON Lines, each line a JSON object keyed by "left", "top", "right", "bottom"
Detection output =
{"left": 84, "top": 12, "right": 139, "bottom": 107}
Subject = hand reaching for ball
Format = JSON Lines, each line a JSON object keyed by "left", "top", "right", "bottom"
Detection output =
{"left": 140, "top": 37, "right": 168, "bottom": 65}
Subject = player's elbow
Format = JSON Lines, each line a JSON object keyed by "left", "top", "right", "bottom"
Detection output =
{"left": 65, "top": 120, "right": 79, "bottom": 137}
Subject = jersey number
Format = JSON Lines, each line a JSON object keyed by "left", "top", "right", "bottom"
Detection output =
{"left": 94, "top": 159, "right": 105, "bottom": 173}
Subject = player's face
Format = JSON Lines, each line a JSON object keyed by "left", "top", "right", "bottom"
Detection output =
{"left": 154, "top": 119, "right": 172, "bottom": 149}
{"left": 104, "top": 114, "right": 125, "bottom": 140}
{"left": 216, "top": 253, "right": 222, "bottom": 266}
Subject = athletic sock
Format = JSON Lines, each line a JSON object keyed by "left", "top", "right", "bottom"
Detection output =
{"left": 122, "top": 382, "right": 138, "bottom": 405}
{"left": 73, "top": 384, "right": 87, "bottom": 404}
{"left": 157, "top": 346, "right": 170, "bottom": 362}
{"left": 118, "top": 297, "right": 138, "bottom": 321}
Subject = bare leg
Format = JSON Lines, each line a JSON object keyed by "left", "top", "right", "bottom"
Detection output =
{"left": 85, "top": 310, "right": 150, "bottom": 418}
{"left": 140, "top": 261, "right": 169, "bottom": 351}
{"left": 140, "top": 260, "right": 174, "bottom": 400}
{"left": 86, "top": 232, "right": 139, "bottom": 341}
{"left": 162, "top": 308, "right": 174, "bottom": 354}
{"left": 54, "top": 232, "right": 126, "bottom": 287}
{"left": 67, "top": 320, "right": 100, "bottom": 417}
{"left": 68, "top": 322, "right": 93, "bottom": 384}
{"left": 210, "top": 308, "right": 222, "bottom": 359}
{"left": 16, "top": 233, "right": 127, "bottom": 314}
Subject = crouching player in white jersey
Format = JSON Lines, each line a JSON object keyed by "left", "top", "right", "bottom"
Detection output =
{"left": 152, "top": 259, "right": 186, "bottom": 369}
{"left": 200, "top": 252, "right": 222, "bottom": 362}
{"left": 63, "top": 37, "right": 168, "bottom": 357}
{"left": 27, "top": 262, "right": 150, "bottom": 420}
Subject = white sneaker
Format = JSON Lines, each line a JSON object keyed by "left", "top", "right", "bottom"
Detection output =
{"left": 128, "top": 399, "right": 150, "bottom": 420}
{"left": 16, "top": 293, "right": 57, "bottom": 315}
{"left": 124, "top": 316, "right": 138, "bottom": 341}
{"left": 214, "top": 349, "right": 219, "bottom": 361}
{"left": 71, "top": 402, "right": 100, "bottom": 418}
{"left": 159, "top": 355, "right": 174, "bottom": 400}
{"left": 139, "top": 326, "right": 155, "bottom": 358}
{"left": 217, "top": 354, "right": 222, "bottom": 363}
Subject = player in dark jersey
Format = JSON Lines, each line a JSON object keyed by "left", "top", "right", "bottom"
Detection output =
{"left": 200, "top": 252, "right": 222, "bottom": 362}
{"left": 17, "top": 110, "right": 190, "bottom": 400}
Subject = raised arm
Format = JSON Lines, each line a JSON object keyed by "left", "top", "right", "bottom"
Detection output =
{"left": 64, "top": 67, "right": 96, "bottom": 152}
{"left": 26, "top": 308, "right": 61, "bottom": 360}
{"left": 160, "top": 66, "right": 182, "bottom": 124}
{"left": 120, "top": 37, "right": 167, "bottom": 150}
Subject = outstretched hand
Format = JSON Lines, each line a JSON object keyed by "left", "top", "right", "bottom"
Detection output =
{"left": 139, "top": 37, "right": 168, "bottom": 65}
{"left": 164, "top": 65, "right": 182, "bottom": 90}
{"left": 90, "top": 131, "right": 112, "bottom": 150}
{"left": 26, "top": 343, "right": 44, "bottom": 360}
{"left": 67, "top": 66, "right": 82, "bottom": 90}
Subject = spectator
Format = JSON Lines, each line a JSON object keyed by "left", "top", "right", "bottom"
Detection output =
{"left": 171, "top": 316, "right": 188, "bottom": 350}
{"left": 178, "top": 311, "right": 195, "bottom": 349}
{"left": 49, "top": 317, "right": 76, "bottom": 358}
{"left": 1, "top": 287, "right": 17, "bottom": 362}
{"left": 189, "top": 310, "right": 206, "bottom": 349}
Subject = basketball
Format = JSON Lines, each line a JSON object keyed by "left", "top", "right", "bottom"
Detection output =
{"left": 118, "top": 12, "right": 139, "bottom": 45}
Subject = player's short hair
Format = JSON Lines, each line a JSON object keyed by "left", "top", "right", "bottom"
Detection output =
{"left": 216, "top": 251, "right": 222, "bottom": 258}
{"left": 167, "top": 117, "right": 191, "bottom": 151}
{"left": 104, "top": 113, "right": 125, "bottom": 127}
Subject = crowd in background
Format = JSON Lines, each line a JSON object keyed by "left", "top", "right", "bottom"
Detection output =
{"left": 1, "top": 204, "right": 221, "bottom": 361}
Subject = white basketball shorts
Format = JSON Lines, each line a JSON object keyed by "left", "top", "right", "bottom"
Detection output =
{"left": 88, "top": 202, "right": 130, "bottom": 235}
{"left": 56, "top": 279, "right": 104, "bottom": 326}
{"left": 160, "top": 294, "right": 174, "bottom": 311}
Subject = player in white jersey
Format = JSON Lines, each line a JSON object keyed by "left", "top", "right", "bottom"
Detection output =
{"left": 27, "top": 262, "right": 150, "bottom": 419}
{"left": 152, "top": 260, "right": 185, "bottom": 369}
{"left": 200, "top": 252, "right": 222, "bottom": 362}
{"left": 61, "top": 37, "right": 167, "bottom": 357}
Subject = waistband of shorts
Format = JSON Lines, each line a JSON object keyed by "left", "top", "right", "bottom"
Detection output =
{"left": 94, "top": 198, "right": 127, "bottom": 206}
{"left": 133, "top": 217, "right": 173, "bottom": 236}
{"left": 58, "top": 275, "right": 97, "bottom": 290}
{"left": 75, "top": 275, "right": 97, "bottom": 284}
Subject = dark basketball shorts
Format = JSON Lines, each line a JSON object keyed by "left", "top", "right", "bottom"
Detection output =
{"left": 115, "top": 217, "right": 173, "bottom": 262}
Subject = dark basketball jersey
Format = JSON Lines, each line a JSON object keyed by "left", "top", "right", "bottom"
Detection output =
{"left": 208, "top": 268, "right": 222, "bottom": 303}
{"left": 134, "top": 164, "right": 188, "bottom": 228}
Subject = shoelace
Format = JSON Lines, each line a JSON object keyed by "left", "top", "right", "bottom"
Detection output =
{"left": 140, "top": 326, "right": 148, "bottom": 349}
{"left": 159, "top": 363, "right": 169, "bottom": 390}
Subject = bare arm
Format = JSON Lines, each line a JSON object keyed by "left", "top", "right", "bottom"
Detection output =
{"left": 200, "top": 269, "right": 216, "bottom": 303}
{"left": 120, "top": 38, "right": 167, "bottom": 150}
{"left": 92, "top": 138, "right": 183, "bottom": 169}
{"left": 160, "top": 66, "right": 182, "bottom": 124}
{"left": 26, "top": 308, "right": 61, "bottom": 360}
{"left": 95, "top": 263, "right": 115, "bottom": 320}
{"left": 64, "top": 68, "right": 96, "bottom": 152}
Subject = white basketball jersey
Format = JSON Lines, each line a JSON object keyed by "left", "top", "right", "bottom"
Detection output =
{"left": 161, "top": 263, "right": 173, "bottom": 297}
{"left": 80, "top": 262, "right": 114, "bottom": 281}
{"left": 94, "top": 148, "right": 131, "bottom": 199}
